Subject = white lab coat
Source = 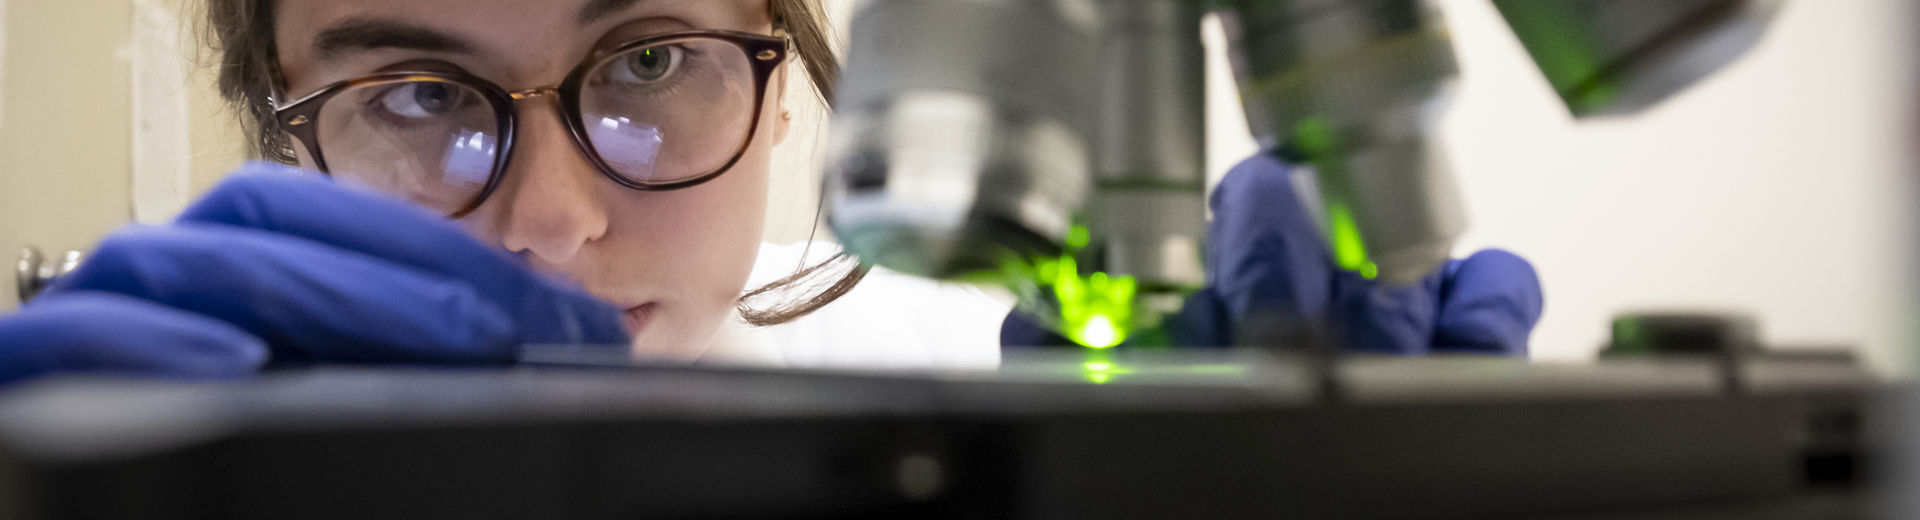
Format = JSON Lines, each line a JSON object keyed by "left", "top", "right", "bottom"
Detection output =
{"left": 702, "top": 242, "right": 1010, "bottom": 369}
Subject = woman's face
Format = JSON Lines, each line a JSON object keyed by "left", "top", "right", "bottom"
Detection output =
{"left": 274, "top": 0, "right": 787, "bottom": 360}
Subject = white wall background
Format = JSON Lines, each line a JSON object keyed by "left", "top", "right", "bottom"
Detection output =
{"left": 768, "top": 0, "right": 1917, "bottom": 370}
{"left": 1431, "top": 0, "right": 1914, "bottom": 368}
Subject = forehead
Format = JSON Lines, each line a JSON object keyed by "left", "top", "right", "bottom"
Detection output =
{"left": 274, "top": 0, "right": 771, "bottom": 88}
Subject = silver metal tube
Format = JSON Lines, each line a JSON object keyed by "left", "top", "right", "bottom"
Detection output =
{"left": 1220, "top": 0, "right": 1465, "bottom": 285}
{"left": 1089, "top": 0, "right": 1208, "bottom": 297}
{"left": 825, "top": 0, "right": 1100, "bottom": 279}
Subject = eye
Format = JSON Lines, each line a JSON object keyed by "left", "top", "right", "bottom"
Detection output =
{"left": 610, "top": 45, "right": 684, "bottom": 84}
{"left": 377, "top": 82, "right": 465, "bottom": 118}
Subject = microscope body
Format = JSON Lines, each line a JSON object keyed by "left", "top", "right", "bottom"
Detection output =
{"left": 825, "top": 0, "right": 1458, "bottom": 346}
{"left": 824, "top": 0, "right": 1777, "bottom": 348}
{"left": 826, "top": 0, "right": 1212, "bottom": 346}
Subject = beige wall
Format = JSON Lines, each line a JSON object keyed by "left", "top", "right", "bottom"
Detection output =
{"left": 1, "top": 0, "right": 133, "bottom": 312}
{"left": 0, "top": 0, "right": 245, "bottom": 312}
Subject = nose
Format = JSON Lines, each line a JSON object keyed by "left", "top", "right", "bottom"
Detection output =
{"left": 491, "top": 96, "right": 610, "bottom": 265}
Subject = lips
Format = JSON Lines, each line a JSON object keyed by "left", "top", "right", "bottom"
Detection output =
{"left": 622, "top": 303, "right": 658, "bottom": 337}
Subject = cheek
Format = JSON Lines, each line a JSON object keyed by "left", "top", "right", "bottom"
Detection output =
{"left": 603, "top": 131, "right": 773, "bottom": 305}
{"left": 558, "top": 97, "right": 783, "bottom": 359}
{"left": 606, "top": 142, "right": 769, "bottom": 359}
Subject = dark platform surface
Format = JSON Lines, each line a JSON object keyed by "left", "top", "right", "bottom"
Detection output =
{"left": 0, "top": 350, "right": 1889, "bottom": 519}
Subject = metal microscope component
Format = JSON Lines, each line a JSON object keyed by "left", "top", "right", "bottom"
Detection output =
{"left": 15, "top": 247, "right": 82, "bottom": 305}
{"left": 1219, "top": 0, "right": 1465, "bottom": 286}
{"left": 826, "top": 0, "right": 1779, "bottom": 347}
{"left": 824, "top": 0, "right": 1098, "bottom": 280}
{"left": 825, "top": 0, "right": 1205, "bottom": 346}
{"left": 1494, "top": 0, "right": 1782, "bottom": 118}
{"left": 1085, "top": 0, "right": 1209, "bottom": 339}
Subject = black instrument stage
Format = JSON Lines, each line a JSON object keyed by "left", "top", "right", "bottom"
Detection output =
{"left": 0, "top": 350, "right": 1886, "bottom": 519}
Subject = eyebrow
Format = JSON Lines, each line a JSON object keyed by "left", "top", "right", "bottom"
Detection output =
{"left": 313, "top": 19, "right": 478, "bottom": 60}
{"left": 312, "top": 1, "right": 651, "bottom": 60}
{"left": 576, "top": 0, "right": 644, "bottom": 25}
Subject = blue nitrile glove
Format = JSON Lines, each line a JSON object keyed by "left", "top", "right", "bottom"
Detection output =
{"left": 0, "top": 162, "right": 629, "bottom": 387}
{"left": 1004, "top": 152, "right": 1543, "bottom": 354}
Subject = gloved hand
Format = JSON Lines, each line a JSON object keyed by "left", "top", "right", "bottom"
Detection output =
{"left": 1004, "top": 152, "right": 1543, "bottom": 355}
{"left": 0, "top": 162, "right": 629, "bottom": 387}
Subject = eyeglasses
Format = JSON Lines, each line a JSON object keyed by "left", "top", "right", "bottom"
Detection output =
{"left": 273, "top": 30, "right": 789, "bottom": 218}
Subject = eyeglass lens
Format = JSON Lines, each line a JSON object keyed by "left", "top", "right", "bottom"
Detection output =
{"left": 313, "top": 38, "right": 761, "bottom": 215}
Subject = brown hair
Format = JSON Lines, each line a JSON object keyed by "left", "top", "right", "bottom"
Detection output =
{"left": 202, "top": 0, "right": 867, "bottom": 326}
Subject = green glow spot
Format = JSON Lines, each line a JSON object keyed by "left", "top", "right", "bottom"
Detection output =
{"left": 994, "top": 223, "right": 1148, "bottom": 350}
{"left": 1326, "top": 202, "right": 1370, "bottom": 273}
{"left": 1081, "top": 354, "right": 1130, "bottom": 385}
{"left": 1066, "top": 225, "right": 1091, "bottom": 250}
{"left": 1292, "top": 117, "right": 1375, "bottom": 279}
{"left": 1293, "top": 117, "right": 1338, "bottom": 156}
{"left": 1078, "top": 314, "right": 1122, "bottom": 349}
{"left": 1014, "top": 252, "right": 1136, "bottom": 349}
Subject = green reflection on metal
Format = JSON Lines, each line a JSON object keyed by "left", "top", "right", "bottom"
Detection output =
{"left": 1040, "top": 254, "right": 1137, "bottom": 349}
{"left": 1293, "top": 117, "right": 1377, "bottom": 279}
{"left": 1492, "top": 0, "right": 1624, "bottom": 116}
{"left": 1606, "top": 317, "right": 1651, "bottom": 357}
{"left": 997, "top": 224, "right": 1140, "bottom": 349}
{"left": 1081, "top": 349, "right": 1131, "bottom": 384}
{"left": 1184, "top": 364, "right": 1249, "bottom": 376}
{"left": 1326, "top": 201, "right": 1374, "bottom": 278}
